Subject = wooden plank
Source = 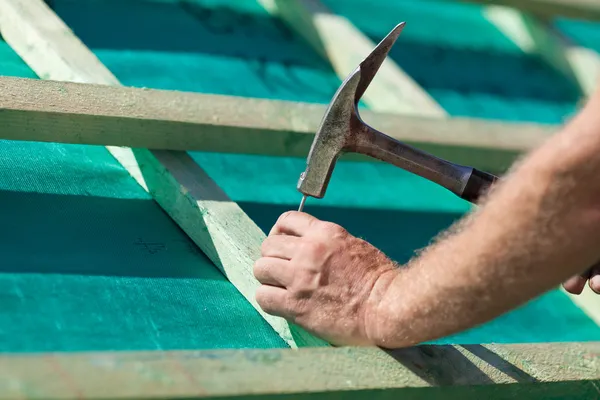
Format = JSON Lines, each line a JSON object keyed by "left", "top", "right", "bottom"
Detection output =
{"left": 257, "top": 0, "right": 447, "bottom": 117}
{"left": 0, "top": 0, "right": 325, "bottom": 348}
{"left": 462, "top": 0, "right": 600, "bottom": 21}
{"left": 0, "top": 76, "right": 556, "bottom": 172}
{"left": 482, "top": 5, "right": 584, "bottom": 94}
{"left": 550, "top": 25, "right": 600, "bottom": 98}
{"left": 2, "top": 343, "right": 600, "bottom": 399}
{"left": 482, "top": 5, "right": 597, "bottom": 99}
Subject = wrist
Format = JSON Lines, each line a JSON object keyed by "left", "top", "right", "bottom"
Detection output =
{"left": 364, "top": 265, "right": 414, "bottom": 348}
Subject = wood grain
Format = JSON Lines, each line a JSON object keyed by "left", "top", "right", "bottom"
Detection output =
{"left": 0, "top": 0, "right": 324, "bottom": 348}
{"left": 0, "top": 76, "right": 556, "bottom": 172}
{"left": 1, "top": 343, "right": 600, "bottom": 399}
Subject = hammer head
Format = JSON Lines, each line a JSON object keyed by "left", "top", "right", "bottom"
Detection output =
{"left": 297, "top": 23, "right": 405, "bottom": 199}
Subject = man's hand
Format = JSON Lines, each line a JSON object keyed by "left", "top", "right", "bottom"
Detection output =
{"left": 563, "top": 265, "right": 600, "bottom": 295}
{"left": 254, "top": 211, "right": 398, "bottom": 346}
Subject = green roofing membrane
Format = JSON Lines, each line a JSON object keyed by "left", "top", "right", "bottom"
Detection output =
{"left": 0, "top": 0, "right": 597, "bottom": 352}
{"left": 322, "top": 0, "right": 581, "bottom": 124}
{"left": 554, "top": 17, "right": 600, "bottom": 53}
{"left": 0, "top": 27, "right": 288, "bottom": 350}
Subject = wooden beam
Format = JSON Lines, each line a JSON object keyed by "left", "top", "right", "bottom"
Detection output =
{"left": 462, "top": 0, "right": 600, "bottom": 21}
{"left": 257, "top": 0, "right": 447, "bottom": 117}
{"left": 481, "top": 4, "right": 597, "bottom": 99}
{"left": 0, "top": 76, "right": 556, "bottom": 172}
{"left": 2, "top": 343, "right": 600, "bottom": 399}
{"left": 0, "top": 0, "right": 325, "bottom": 348}
{"left": 482, "top": 5, "right": 584, "bottom": 95}
{"left": 550, "top": 26, "right": 600, "bottom": 98}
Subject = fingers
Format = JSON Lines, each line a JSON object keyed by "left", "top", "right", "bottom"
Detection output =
{"left": 261, "top": 235, "right": 302, "bottom": 260}
{"left": 254, "top": 257, "right": 294, "bottom": 288}
{"left": 269, "top": 211, "right": 320, "bottom": 237}
{"left": 255, "top": 285, "right": 291, "bottom": 319}
{"left": 563, "top": 274, "right": 588, "bottom": 295}
{"left": 589, "top": 266, "right": 600, "bottom": 294}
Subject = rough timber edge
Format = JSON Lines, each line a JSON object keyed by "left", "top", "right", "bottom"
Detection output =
{"left": 0, "top": 0, "right": 325, "bottom": 349}
{"left": 462, "top": 0, "right": 600, "bottom": 21}
{"left": 0, "top": 76, "right": 557, "bottom": 173}
{"left": 2, "top": 342, "right": 600, "bottom": 399}
{"left": 257, "top": 0, "right": 448, "bottom": 118}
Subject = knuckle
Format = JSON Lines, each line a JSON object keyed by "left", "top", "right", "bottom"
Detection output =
{"left": 319, "top": 221, "right": 347, "bottom": 236}
{"left": 277, "top": 211, "right": 295, "bottom": 225}
{"left": 312, "top": 241, "right": 328, "bottom": 257}
{"left": 255, "top": 286, "right": 271, "bottom": 310}
{"left": 253, "top": 258, "right": 266, "bottom": 278}
{"left": 300, "top": 240, "right": 319, "bottom": 256}
{"left": 255, "top": 286, "right": 282, "bottom": 314}
{"left": 299, "top": 240, "right": 328, "bottom": 263}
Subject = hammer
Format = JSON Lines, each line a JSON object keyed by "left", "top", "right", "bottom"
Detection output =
{"left": 297, "top": 23, "right": 499, "bottom": 211}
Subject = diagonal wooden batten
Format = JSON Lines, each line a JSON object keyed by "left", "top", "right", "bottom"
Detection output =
{"left": 482, "top": 4, "right": 584, "bottom": 95}
{"left": 0, "top": 76, "right": 557, "bottom": 172}
{"left": 549, "top": 25, "right": 600, "bottom": 99}
{"left": 462, "top": 0, "right": 600, "bottom": 21}
{"left": 2, "top": 342, "right": 600, "bottom": 399}
{"left": 257, "top": 0, "right": 447, "bottom": 117}
{"left": 0, "top": 0, "right": 325, "bottom": 348}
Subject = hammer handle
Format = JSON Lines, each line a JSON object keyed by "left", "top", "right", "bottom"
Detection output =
{"left": 461, "top": 168, "right": 500, "bottom": 204}
{"left": 353, "top": 122, "right": 500, "bottom": 204}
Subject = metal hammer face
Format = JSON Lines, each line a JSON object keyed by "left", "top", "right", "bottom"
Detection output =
{"left": 297, "top": 23, "right": 406, "bottom": 199}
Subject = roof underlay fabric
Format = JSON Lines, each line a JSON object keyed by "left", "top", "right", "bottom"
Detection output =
{"left": 0, "top": 0, "right": 598, "bottom": 352}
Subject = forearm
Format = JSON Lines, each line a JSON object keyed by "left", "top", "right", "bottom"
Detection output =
{"left": 372, "top": 91, "right": 600, "bottom": 348}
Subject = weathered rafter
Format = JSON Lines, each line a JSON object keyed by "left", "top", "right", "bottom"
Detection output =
{"left": 482, "top": 4, "right": 584, "bottom": 94}
{"left": 0, "top": 76, "right": 556, "bottom": 172}
{"left": 2, "top": 342, "right": 600, "bottom": 399}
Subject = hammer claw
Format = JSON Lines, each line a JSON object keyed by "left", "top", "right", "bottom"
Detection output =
{"left": 297, "top": 22, "right": 499, "bottom": 204}
{"left": 354, "top": 22, "right": 406, "bottom": 103}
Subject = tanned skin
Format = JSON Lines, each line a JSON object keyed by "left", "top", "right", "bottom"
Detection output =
{"left": 254, "top": 86, "right": 600, "bottom": 348}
